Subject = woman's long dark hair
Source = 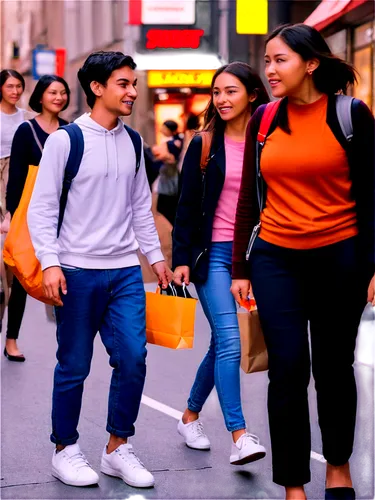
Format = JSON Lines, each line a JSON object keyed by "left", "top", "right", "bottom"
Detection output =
{"left": 266, "top": 23, "right": 357, "bottom": 94}
{"left": 202, "top": 62, "right": 270, "bottom": 134}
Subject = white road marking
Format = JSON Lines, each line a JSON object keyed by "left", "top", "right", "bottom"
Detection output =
{"left": 141, "top": 394, "right": 326, "bottom": 463}
{"left": 141, "top": 395, "right": 183, "bottom": 420}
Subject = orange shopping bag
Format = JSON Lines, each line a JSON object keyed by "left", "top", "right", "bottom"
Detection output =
{"left": 145, "top": 284, "right": 197, "bottom": 349}
{"left": 3, "top": 165, "right": 53, "bottom": 305}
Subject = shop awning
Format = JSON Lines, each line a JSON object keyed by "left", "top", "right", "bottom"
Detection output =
{"left": 133, "top": 52, "right": 224, "bottom": 71}
{"left": 305, "top": 0, "right": 369, "bottom": 31}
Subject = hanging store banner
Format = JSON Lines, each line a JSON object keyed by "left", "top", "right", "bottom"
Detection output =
{"left": 129, "top": 0, "right": 196, "bottom": 25}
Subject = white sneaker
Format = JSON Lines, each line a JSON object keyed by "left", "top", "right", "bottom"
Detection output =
{"left": 100, "top": 444, "right": 155, "bottom": 488}
{"left": 177, "top": 419, "right": 211, "bottom": 450}
{"left": 230, "top": 432, "right": 266, "bottom": 465}
{"left": 52, "top": 443, "right": 99, "bottom": 486}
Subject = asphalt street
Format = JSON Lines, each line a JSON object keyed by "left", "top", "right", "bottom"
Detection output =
{"left": 1, "top": 282, "right": 374, "bottom": 500}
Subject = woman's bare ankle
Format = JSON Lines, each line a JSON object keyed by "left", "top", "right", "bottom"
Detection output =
{"left": 326, "top": 462, "right": 352, "bottom": 488}
{"left": 182, "top": 409, "right": 199, "bottom": 424}
{"left": 285, "top": 486, "right": 306, "bottom": 500}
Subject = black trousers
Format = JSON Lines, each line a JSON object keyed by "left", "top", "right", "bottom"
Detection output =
{"left": 249, "top": 235, "right": 370, "bottom": 487}
{"left": 6, "top": 276, "right": 27, "bottom": 340}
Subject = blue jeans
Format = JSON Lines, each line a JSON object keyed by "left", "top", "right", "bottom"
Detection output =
{"left": 51, "top": 266, "right": 147, "bottom": 446}
{"left": 188, "top": 242, "right": 246, "bottom": 432}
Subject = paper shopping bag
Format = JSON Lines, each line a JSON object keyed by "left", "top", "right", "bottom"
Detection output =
{"left": 237, "top": 309, "right": 268, "bottom": 373}
{"left": 145, "top": 285, "right": 197, "bottom": 349}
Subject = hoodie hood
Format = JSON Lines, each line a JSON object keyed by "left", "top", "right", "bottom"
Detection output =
{"left": 74, "top": 113, "right": 124, "bottom": 179}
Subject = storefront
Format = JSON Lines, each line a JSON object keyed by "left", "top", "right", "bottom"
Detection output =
{"left": 305, "top": 0, "right": 375, "bottom": 112}
{"left": 147, "top": 69, "right": 214, "bottom": 143}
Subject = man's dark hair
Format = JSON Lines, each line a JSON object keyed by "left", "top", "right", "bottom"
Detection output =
{"left": 163, "top": 120, "right": 178, "bottom": 133}
{"left": 77, "top": 51, "right": 136, "bottom": 109}
{"left": 0, "top": 69, "right": 25, "bottom": 102}
{"left": 29, "top": 74, "right": 70, "bottom": 112}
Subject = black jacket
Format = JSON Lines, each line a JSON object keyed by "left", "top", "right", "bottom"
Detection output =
{"left": 6, "top": 117, "right": 68, "bottom": 215}
{"left": 172, "top": 131, "right": 227, "bottom": 282}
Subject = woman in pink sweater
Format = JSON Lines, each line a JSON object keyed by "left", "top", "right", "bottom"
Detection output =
{"left": 173, "top": 62, "right": 269, "bottom": 466}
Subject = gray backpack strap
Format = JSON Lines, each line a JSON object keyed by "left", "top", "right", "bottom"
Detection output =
{"left": 335, "top": 95, "right": 354, "bottom": 143}
{"left": 26, "top": 120, "right": 44, "bottom": 153}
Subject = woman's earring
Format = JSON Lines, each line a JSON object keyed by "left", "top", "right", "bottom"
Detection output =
{"left": 308, "top": 70, "right": 313, "bottom": 75}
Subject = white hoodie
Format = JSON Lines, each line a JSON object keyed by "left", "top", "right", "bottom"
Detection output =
{"left": 28, "top": 113, "right": 164, "bottom": 270}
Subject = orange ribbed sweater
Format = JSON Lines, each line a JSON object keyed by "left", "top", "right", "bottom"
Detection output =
{"left": 259, "top": 94, "right": 358, "bottom": 249}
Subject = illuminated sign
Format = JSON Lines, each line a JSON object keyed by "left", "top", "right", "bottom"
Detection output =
{"left": 146, "top": 30, "right": 204, "bottom": 50}
{"left": 148, "top": 70, "right": 215, "bottom": 88}
{"left": 129, "top": 0, "right": 196, "bottom": 25}
{"left": 236, "top": 0, "right": 268, "bottom": 35}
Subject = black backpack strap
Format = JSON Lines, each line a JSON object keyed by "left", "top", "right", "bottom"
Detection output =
{"left": 335, "top": 94, "right": 354, "bottom": 143}
{"left": 124, "top": 124, "right": 142, "bottom": 177}
{"left": 57, "top": 123, "right": 84, "bottom": 237}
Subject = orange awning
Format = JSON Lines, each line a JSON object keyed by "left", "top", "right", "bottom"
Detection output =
{"left": 305, "top": 0, "right": 368, "bottom": 31}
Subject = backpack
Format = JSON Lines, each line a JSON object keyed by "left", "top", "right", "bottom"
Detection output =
{"left": 3, "top": 122, "right": 143, "bottom": 304}
{"left": 245, "top": 94, "right": 354, "bottom": 260}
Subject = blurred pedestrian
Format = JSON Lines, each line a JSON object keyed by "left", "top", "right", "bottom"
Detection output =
{"left": 177, "top": 113, "right": 200, "bottom": 173}
{"left": 4, "top": 75, "right": 70, "bottom": 362}
{"left": 0, "top": 69, "right": 30, "bottom": 336}
{"left": 28, "top": 51, "right": 171, "bottom": 489}
{"left": 153, "top": 119, "right": 183, "bottom": 225}
{"left": 173, "top": 62, "right": 270, "bottom": 464}
{"left": 231, "top": 24, "right": 374, "bottom": 500}
{"left": 0, "top": 69, "right": 30, "bottom": 223}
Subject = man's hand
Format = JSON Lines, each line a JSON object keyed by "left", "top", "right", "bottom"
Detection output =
{"left": 231, "top": 279, "right": 251, "bottom": 306}
{"left": 367, "top": 274, "right": 375, "bottom": 306}
{"left": 152, "top": 261, "right": 173, "bottom": 289}
{"left": 173, "top": 266, "right": 190, "bottom": 286}
{"left": 42, "top": 266, "right": 67, "bottom": 306}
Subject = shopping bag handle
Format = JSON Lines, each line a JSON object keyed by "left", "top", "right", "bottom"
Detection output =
{"left": 156, "top": 283, "right": 192, "bottom": 298}
{"left": 156, "top": 283, "right": 178, "bottom": 296}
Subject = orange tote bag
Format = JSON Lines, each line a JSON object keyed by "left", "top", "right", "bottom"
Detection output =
{"left": 3, "top": 165, "right": 53, "bottom": 305}
{"left": 145, "top": 285, "right": 197, "bottom": 349}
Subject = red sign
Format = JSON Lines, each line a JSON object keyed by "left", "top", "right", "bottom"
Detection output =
{"left": 146, "top": 29, "right": 204, "bottom": 50}
{"left": 55, "top": 48, "right": 66, "bottom": 77}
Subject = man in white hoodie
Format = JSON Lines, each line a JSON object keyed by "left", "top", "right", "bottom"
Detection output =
{"left": 28, "top": 51, "right": 172, "bottom": 489}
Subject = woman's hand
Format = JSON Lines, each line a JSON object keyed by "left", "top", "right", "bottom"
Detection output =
{"left": 231, "top": 279, "right": 251, "bottom": 306}
{"left": 173, "top": 266, "right": 190, "bottom": 286}
{"left": 367, "top": 274, "right": 375, "bottom": 306}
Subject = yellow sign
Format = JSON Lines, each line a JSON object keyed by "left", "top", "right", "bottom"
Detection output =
{"left": 148, "top": 70, "right": 215, "bottom": 88}
{"left": 236, "top": 0, "right": 268, "bottom": 35}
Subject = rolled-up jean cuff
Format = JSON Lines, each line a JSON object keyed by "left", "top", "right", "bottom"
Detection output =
{"left": 227, "top": 424, "right": 247, "bottom": 432}
{"left": 106, "top": 424, "right": 135, "bottom": 439}
{"left": 187, "top": 403, "right": 202, "bottom": 413}
{"left": 50, "top": 432, "right": 79, "bottom": 446}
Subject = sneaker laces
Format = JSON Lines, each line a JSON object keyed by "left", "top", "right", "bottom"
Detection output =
{"left": 117, "top": 445, "right": 145, "bottom": 470}
{"left": 66, "top": 451, "right": 91, "bottom": 470}
{"left": 190, "top": 420, "right": 206, "bottom": 439}
{"left": 236, "top": 432, "right": 260, "bottom": 449}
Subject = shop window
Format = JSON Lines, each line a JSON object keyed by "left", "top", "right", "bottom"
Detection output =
{"left": 354, "top": 22, "right": 374, "bottom": 49}
{"left": 353, "top": 21, "right": 374, "bottom": 112}
{"left": 326, "top": 29, "right": 347, "bottom": 59}
{"left": 353, "top": 45, "right": 372, "bottom": 110}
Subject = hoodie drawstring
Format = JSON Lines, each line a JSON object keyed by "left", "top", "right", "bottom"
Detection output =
{"left": 104, "top": 132, "right": 109, "bottom": 178}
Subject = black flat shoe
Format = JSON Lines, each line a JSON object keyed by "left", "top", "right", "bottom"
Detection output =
{"left": 3, "top": 347, "right": 26, "bottom": 362}
{"left": 325, "top": 487, "right": 355, "bottom": 500}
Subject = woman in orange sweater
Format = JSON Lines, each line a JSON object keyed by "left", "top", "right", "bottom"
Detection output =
{"left": 231, "top": 24, "right": 374, "bottom": 500}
